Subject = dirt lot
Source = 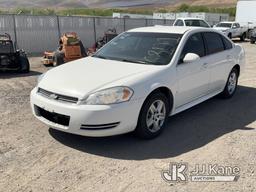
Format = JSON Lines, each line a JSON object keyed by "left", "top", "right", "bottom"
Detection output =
{"left": 0, "top": 42, "right": 255, "bottom": 192}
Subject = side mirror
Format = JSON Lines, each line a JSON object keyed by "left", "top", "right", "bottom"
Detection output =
{"left": 183, "top": 53, "right": 200, "bottom": 63}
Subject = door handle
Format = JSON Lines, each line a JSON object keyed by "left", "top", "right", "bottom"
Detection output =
{"left": 202, "top": 62, "right": 208, "bottom": 68}
{"left": 227, "top": 55, "right": 231, "bottom": 60}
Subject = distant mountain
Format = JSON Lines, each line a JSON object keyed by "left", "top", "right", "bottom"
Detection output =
{"left": 0, "top": 0, "right": 237, "bottom": 8}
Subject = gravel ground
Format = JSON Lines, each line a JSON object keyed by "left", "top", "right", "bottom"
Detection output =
{"left": 0, "top": 42, "right": 255, "bottom": 192}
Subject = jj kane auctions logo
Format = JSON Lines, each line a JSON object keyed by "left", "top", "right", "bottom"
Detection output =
{"left": 162, "top": 162, "right": 240, "bottom": 183}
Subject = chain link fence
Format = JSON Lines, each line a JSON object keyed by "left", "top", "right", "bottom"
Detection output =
{"left": 0, "top": 14, "right": 174, "bottom": 54}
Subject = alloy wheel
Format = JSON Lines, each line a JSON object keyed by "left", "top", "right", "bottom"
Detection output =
{"left": 146, "top": 100, "right": 166, "bottom": 133}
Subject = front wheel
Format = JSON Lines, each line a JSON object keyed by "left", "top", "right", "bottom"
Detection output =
{"left": 135, "top": 92, "right": 170, "bottom": 139}
{"left": 220, "top": 68, "right": 239, "bottom": 99}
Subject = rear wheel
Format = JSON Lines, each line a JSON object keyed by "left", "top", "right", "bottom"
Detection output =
{"left": 135, "top": 92, "right": 170, "bottom": 139}
{"left": 250, "top": 39, "right": 255, "bottom": 44}
{"left": 240, "top": 33, "right": 246, "bottom": 41}
{"left": 220, "top": 68, "right": 238, "bottom": 99}
{"left": 19, "top": 55, "right": 30, "bottom": 73}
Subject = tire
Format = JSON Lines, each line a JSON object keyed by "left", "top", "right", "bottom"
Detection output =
{"left": 220, "top": 68, "right": 239, "bottom": 99}
{"left": 240, "top": 33, "right": 246, "bottom": 41}
{"left": 53, "top": 52, "right": 64, "bottom": 67}
{"left": 135, "top": 92, "right": 170, "bottom": 139}
{"left": 250, "top": 40, "right": 255, "bottom": 44}
{"left": 228, "top": 33, "right": 232, "bottom": 39}
{"left": 19, "top": 55, "right": 30, "bottom": 73}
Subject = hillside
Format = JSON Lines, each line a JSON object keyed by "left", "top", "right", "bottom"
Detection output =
{"left": 0, "top": 0, "right": 237, "bottom": 8}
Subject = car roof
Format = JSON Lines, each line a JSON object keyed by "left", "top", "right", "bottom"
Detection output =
{"left": 219, "top": 21, "right": 236, "bottom": 24}
{"left": 176, "top": 17, "right": 205, "bottom": 20}
{"left": 128, "top": 26, "right": 214, "bottom": 35}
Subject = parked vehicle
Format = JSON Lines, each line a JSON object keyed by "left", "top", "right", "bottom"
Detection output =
{"left": 87, "top": 28, "right": 118, "bottom": 55}
{"left": 236, "top": 0, "right": 256, "bottom": 31}
{"left": 0, "top": 33, "right": 30, "bottom": 73}
{"left": 173, "top": 18, "right": 211, "bottom": 28}
{"left": 42, "top": 32, "right": 86, "bottom": 67}
{"left": 31, "top": 26, "right": 245, "bottom": 139}
{"left": 213, "top": 22, "right": 248, "bottom": 41}
{"left": 250, "top": 28, "right": 256, "bottom": 44}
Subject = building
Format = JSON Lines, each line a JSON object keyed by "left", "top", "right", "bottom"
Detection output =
{"left": 112, "top": 13, "right": 153, "bottom": 19}
{"left": 153, "top": 12, "right": 230, "bottom": 26}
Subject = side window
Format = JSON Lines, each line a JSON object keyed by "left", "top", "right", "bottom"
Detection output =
{"left": 203, "top": 32, "right": 225, "bottom": 55}
{"left": 236, "top": 23, "right": 240, "bottom": 28}
{"left": 179, "top": 33, "right": 205, "bottom": 63}
{"left": 222, "top": 36, "right": 233, "bottom": 50}
{"left": 199, "top": 20, "right": 210, "bottom": 28}
{"left": 175, "top": 20, "right": 184, "bottom": 26}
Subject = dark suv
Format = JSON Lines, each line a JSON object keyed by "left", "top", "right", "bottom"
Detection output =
{"left": 0, "top": 33, "right": 30, "bottom": 72}
{"left": 250, "top": 28, "right": 256, "bottom": 44}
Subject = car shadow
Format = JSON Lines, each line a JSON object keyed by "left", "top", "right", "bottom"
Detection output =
{"left": 0, "top": 70, "right": 42, "bottom": 79}
{"left": 49, "top": 85, "right": 256, "bottom": 160}
{"left": 232, "top": 39, "right": 250, "bottom": 43}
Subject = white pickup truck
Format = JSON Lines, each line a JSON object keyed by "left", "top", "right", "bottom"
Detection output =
{"left": 213, "top": 22, "right": 248, "bottom": 41}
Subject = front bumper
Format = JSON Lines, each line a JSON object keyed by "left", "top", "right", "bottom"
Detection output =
{"left": 30, "top": 87, "right": 143, "bottom": 137}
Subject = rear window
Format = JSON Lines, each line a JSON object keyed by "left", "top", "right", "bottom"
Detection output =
{"left": 0, "top": 41, "right": 14, "bottom": 53}
{"left": 203, "top": 32, "right": 225, "bottom": 55}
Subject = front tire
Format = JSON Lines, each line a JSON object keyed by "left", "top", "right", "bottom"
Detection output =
{"left": 53, "top": 52, "right": 64, "bottom": 67}
{"left": 19, "top": 55, "right": 30, "bottom": 73}
{"left": 220, "top": 68, "right": 239, "bottom": 99}
{"left": 135, "top": 92, "right": 170, "bottom": 139}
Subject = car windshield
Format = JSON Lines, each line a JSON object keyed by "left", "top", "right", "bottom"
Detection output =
{"left": 216, "top": 23, "right": 232, "bottom": 28}
{"left": 0, "top": 41, "right": 14, "bottom": 53}
{"left": 93, "top": 32, "right": 182, "bottom": 65}
{"left": 184, "top": 19, "right": 209, "bottom": 27}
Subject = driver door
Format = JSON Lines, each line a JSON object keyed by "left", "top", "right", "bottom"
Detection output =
{"left": 175, "top": 33, "right": 210, "bottom": 108}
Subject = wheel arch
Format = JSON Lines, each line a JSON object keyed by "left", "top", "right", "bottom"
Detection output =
{"left": 233, "top": 64, "right": 240, "bottom": 77}
{"left": 143, "top": 86, "right": 174, "bottom": 114}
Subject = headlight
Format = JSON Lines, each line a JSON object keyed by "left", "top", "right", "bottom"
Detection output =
{"left": 37, "top": 73, "right": 45, "bottom": 84}
{"left": 83, "top": 86, "right": 133, "bottom": 105}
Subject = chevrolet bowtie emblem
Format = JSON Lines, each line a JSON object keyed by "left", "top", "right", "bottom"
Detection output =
{"left": 49, "top": 94, "right": 58, "bottom": 100}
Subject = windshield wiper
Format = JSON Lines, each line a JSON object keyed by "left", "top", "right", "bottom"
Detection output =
{"left": 121, "top": 59, "right": 147, "bottom": 64}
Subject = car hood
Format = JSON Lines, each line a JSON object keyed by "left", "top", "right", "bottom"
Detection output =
{"left": 38, "top": 57, "right": 159, "bottom": 99}
{"left": 214, "top": 27, "right": 230, "bottom": 31}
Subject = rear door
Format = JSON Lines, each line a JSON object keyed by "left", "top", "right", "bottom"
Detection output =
{"left": 202, "top": 32, "right": 233, "bottom": 92}
{"left": 175, "top": 32, "right": 210, "bottom": 108}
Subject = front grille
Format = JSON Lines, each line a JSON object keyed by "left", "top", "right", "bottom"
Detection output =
{"left": 38, "top": 88, "right": 78, "bottom": 104}
{"left": 35, "top": 105, "right": 70, "bottom": 126}
{"left": 80, "top": 122, "right": 120, "bottom": 130}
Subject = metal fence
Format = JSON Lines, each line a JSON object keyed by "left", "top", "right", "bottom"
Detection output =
{"left": 0, "top": 14, "right": 175, "bottom": 54}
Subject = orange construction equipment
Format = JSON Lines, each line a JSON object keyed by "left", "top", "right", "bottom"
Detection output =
{"left": 42, "top": 32, "right": 86, "bottom": 66}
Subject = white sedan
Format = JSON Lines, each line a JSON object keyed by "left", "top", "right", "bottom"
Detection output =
{"left": 30, "top": 26, "right": 245, "bottom": 139}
